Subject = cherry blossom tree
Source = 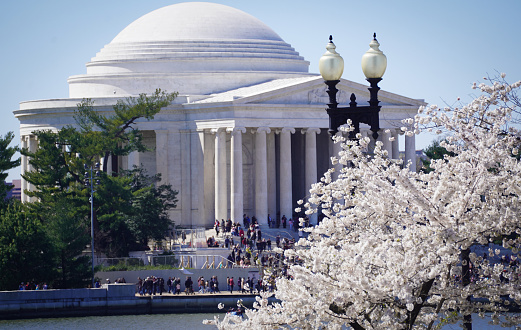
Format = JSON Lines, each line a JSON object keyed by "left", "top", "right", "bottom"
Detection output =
{"left": 207, "top": 75, "right": 521, "bottom": 329}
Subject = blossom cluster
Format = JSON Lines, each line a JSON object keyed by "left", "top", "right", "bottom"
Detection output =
{"left": 209, "top": 75, "right": 521, "bottom": 329}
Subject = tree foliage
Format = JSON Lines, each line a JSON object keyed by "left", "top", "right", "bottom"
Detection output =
{"left": 0, "top": 202, "right": 55, "bottom": 290}
{"left": 75, "top": 89, "right": 177, "bottom": 172}
{"left": 94, "top": 168, "right": 178, "bottom": 257}
{"left": 123, "top": 166, "right": 178, "bottom": 247}
{"left": 420, "top": 140, "right": 455, "bottom": 173}
{"left": 45, "top": 195, "right": 92, "bottom": 289}
{"left": 0, "top": 132, "right": 20, "bottom": 207}
{"left": 211, "top": 75, "right": 521, "bottom": 329}
{"left": 20, "top": 89, "right": 178, "bottom": 262}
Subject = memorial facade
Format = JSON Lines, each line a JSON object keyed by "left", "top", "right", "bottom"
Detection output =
{"left": 14, "top": 2, "right": 425, "bottom": 228}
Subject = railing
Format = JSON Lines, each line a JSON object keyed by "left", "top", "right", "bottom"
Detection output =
{"left": 166, "top": 228, "right": 207, "bottom": 251}
{"left": 97, "top": 254, "right": 239, "bottom": 269}
{"left": 97, "top": 257, "right": 145, "bottom": 267}
{"left": 177, "top": 255, "right": 238, "bottom": 269}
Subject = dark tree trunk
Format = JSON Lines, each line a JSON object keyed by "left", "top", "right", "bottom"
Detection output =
{"left": 461, "top": 248, "right": 472, "bottom": 330}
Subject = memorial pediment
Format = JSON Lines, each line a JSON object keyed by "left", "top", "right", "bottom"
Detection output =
{"left": 196, "top": 76, "right": 424, "bottom": 109}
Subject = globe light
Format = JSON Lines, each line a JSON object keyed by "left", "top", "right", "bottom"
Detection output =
{"left": 320, "top": 33, "right": 386, "bottom": 139}
{"left": 319, "top": 35, "right": 344, "bottom": 81}
{"left": 361, "top": 33, "right": 387, "bottom": 79}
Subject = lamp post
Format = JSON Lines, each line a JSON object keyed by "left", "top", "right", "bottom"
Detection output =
{"left": 84, "top": 163, "right": 100, "bottom": 288}
{"left": 319, "top": 34, "right": 387, "bottom": 140}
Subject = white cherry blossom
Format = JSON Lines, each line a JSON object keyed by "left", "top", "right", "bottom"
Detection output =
{"left": 209, "top": 76, "right": 521, "bottom": 329}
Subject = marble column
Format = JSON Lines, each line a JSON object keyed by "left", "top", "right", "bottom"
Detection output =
{"left": 127, "top": 150, "right": 140, "bottom": 169}
{"left": 27, "top": 136, "right": 37, "bottom": 203}
{"left": 303, "top": 128, "right": 320, "bottom": 225}
{"left": 20, "top": 136, "right": 28, "bottom": 202}
{"left": 330, "top": 132, "right": 343, "bottom": 181}
{"left": 168, "top": 129, "right": 182, "bottom": 225}
{"left": 405, "top": 133, "right": 417, "bottom": 172}
{"left": 155, "top": 130, "right": 169, "bottom": 185}
{"left": 360, "top": 129, "right": 370, "bottom": 153}
{"left": 391, "top": 129, "right": 400, "bottom": 159}
{"left": 190, "top": 130, "right": 203, "bottom": 225}
{"left": 102, "top": 154, "right": 112, "bottom": 177}
{"left": 279, "top": 127, "right": 295, "bottom": 222}
{"left": 382, "top": 129, "right": 393, "bottom": 158}
{"left": 255, "top": 127, "right": 270, "bottom": 226}
{"left": 214, "top": 128, "right": 228, "bottom": 222}
{"left": 180, "top": 129, "right": 192, "bottom": 226}
{"left": 267, "top": 131, "right": 277, "bottom": 220}
{"left": 203, "top": 130, "right": 215, "bottom": 225}
{"left": 230, "top": 127, "right": 246, "bottom": 223}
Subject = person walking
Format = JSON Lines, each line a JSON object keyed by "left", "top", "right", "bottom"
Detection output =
{"left": 185, "top": 276, "right": 193, "bottom": 295}
{"left": 215, "top": 219, "right": 220, "bottom": 236}
{"left": 214, "top": 276, "right": 220, "bottom": 293}
{"left": 229, "top": 277, "right": 234, "bottom": 293}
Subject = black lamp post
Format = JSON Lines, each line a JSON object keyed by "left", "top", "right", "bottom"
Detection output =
{"left": 84, "top": 162, "right": 100, "bottom": 288}
{"left": 319, "top": 34, "right": 387, "bottom": 140}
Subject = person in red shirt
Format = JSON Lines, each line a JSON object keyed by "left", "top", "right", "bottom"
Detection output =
{"left": 229, "top": 277, "right": 234, "bottom": 293}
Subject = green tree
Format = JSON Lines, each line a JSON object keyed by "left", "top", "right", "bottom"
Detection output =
{"left": 21, "top": 90, "right": 179, "bottom": 259}
{"left": 45, "top": 195, "right": 91, "bottom": 289}
{"left": 93, "top": 168, "right": 178, "bottom": 257}
{"left": 75, "top": 89, "right": 177, "bottom": 172}
{"left": 420, "top": 139, "right": 455, "bottom": 173}
{"left": 0, "top": 202, "right": 55, "bottom": 290}
{"left": 125, "top": 167, "right": 178, "bottom": 248}
{"left": 0, "top": 132, "right": 20, "bottom": 208}
{"left": 94, "top": 173, "right": 135, "bottom": 257}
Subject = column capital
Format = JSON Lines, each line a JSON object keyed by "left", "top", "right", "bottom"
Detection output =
{"left": 227, "top": 127, "right": 247, "bottom": 134}
{"left": 256, "top": 126, "right": 271, "bottom": 134}
{"left": 301, "top": 127, "right": 321, "bottom": 135}
{"left": 197, "top": 128, "right": 214, "bottom": 135}
{"left": 24, "top": 134, "right": 38, "bottom": 142}
{"left": 210, "top": 127, "right": 227, "bottom": 134}
{"left": 381, "top": 128, "right": 395, "bottom": 141}
{"left": 276, "top": 127, "right": 295, "bottom": 135}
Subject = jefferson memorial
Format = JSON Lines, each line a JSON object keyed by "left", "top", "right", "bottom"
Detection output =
{"left": 14, "top": 2, "right": 424, "bottom": 228}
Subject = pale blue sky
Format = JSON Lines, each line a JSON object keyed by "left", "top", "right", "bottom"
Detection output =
{"left": 2, "top": 0, "right": 521, "bottom": 180}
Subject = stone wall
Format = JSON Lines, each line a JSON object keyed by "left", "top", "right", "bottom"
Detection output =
{"left": 0, "top": 284, "right": 141, "bottom": 319}
{"left": 0, "top": 281, "right": 273, "bottom": 320}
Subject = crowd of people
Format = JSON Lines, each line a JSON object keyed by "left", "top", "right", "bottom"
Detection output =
{"left": 18, "top": 282, "right": 48, "bottom": 290}
{"left": 16, "top": 212, "right": 303, "bottom": 293}
{"left": 135, "top": 274, "right": 275, "bottom": 295}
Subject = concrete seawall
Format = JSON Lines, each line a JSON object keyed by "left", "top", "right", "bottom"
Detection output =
{"left": 0, "top": 268, "right": 273, "bottom": 320}
{"left": 0, "top": 283, "right": 266, "bottom": 320}
{"left": 0, "top": 284, "right": 139, "bottom": 319}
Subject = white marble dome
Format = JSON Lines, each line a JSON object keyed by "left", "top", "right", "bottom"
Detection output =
{"left": 67, "top": 2, "right": 311, "bottom": 98}
{"left": 111, "top": 2, "right": 283, "bottom": 43}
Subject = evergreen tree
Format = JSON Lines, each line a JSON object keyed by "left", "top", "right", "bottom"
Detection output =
{"left": 125, "top": 167, "right": 178, "bottom": 248}
{"left": 420, "top": 139, "right": 455, "bottom": 173}
{"left": 0, "top": 132, "right": 20, "bottom": 208}
{"left": 21, "top": 90, "right": 179, "bottom": 259}
{"left": 75, "top": 89, "right": 177, "bottom": 172}
{"left": 0, "top": 203, "right": 54, "bottom": 290}
{"left": 45, "top": 194, "right": 91, "bottom": 289}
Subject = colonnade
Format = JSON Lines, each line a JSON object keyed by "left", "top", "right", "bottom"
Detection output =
{"left": 18, "top": 127, "right": 417, "bottom": 226}
{"left": 198, "top": 125, "right": 416, "bottom": 227}
{"left": 207, "top": 126, "right": 306, "bottom": 226}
